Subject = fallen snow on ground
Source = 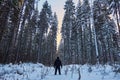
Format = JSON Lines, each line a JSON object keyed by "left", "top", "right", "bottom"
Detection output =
{"left": 0, "top": 63, "right": 120, "bottom": 80}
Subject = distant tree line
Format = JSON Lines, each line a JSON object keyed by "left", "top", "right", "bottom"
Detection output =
{"left": 59, "top": 0, "right": 120, "bottom": 65}
{"left": 0, "top": 0, "right": 58, "bottom": 65}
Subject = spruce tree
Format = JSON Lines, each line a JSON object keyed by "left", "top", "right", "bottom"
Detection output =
{"left": 61, "top": 0, "right": 75, "bottom": 64}
{"left": 93, "top": 0, "right": 119, "bottom": 64}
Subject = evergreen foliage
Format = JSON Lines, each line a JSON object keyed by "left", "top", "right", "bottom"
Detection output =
{"left": 0, "top": 0, "right": 119, "bottom": 65}
{"left": 0, "top": 0, "right": 58, "bottom": 65}
{"left": 60, "top": 0, "right": 120, "bottom": 65}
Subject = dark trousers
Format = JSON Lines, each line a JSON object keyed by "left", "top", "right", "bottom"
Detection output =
{"left": 55, "top": 67, "right": 61, "bottom": 75}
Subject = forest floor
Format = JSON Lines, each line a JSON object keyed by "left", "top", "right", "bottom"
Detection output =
{"left": 0, "top": 63, "right": 120, "bottom": 80}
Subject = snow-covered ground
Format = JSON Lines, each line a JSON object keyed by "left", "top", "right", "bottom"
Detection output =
{"left": 0, "top": 63, "right": 120, "bottom": 80}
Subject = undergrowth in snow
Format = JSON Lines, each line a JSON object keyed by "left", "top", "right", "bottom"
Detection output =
{"left": 0, "top": 63, "right": 120, "bottom": 80}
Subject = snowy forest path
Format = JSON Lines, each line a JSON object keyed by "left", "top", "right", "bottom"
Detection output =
{"left": 45, "top": 74, "right": 68, "bottom": 80}
{"left": 44, "top": 73, "right": 78, "bottom": 80}
{"left": 43, "top": 68, "right": 79, "bottom": 80}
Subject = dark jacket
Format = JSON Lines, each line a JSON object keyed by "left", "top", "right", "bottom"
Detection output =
{"left": 54, "top": 57, "right": 62, "bottom": 68}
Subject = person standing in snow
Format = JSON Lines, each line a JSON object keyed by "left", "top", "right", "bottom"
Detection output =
{"left": 54, "top": 57, "right": 62, "bottom": 75}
